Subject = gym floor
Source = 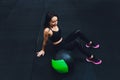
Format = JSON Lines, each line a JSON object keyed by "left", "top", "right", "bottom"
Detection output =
{"left": 0, "top": 0, "right": 120, "bottom": 80}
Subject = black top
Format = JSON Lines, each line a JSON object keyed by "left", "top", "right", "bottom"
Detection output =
{"left": 49, "top": 28, "right": 62, "bottom": 42}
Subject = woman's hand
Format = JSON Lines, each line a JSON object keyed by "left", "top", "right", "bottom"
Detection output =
{"left": 36, "top": 50, "right": 45, "bottom": 57}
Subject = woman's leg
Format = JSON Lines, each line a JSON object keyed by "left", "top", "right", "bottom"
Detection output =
{"left": 64, "top": 39, "right": 102, "bottom": 65}
{"left": 64, "top": 29, "right": 99, "bottom": 48}
{"left": 64, "top": 29, "right": 90, "bottom": 43}
{"left": 64, "top": 39, "right": 91, "bottom": 57}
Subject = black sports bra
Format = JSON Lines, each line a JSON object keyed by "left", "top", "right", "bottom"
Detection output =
{"left": 49, "top": 28, "right": 62, "bottom": 42}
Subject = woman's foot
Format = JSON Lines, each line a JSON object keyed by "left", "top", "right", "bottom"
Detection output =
{"left": 86, "top": 41, "right": 100, "bottom": 49}
{"left": 86, "top": 55, "right": 102, "bottom": 65}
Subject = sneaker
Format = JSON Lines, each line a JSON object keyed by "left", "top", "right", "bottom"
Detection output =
{"left": 86, "top": 41, "right": 100, "bottom": 49}
{"left": 86, "top": 55, "right": 102, "bottom": 65}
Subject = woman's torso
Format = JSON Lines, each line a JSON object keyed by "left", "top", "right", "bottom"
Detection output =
{"left": 47, "top": 26, "right": 63, "bottom": 45}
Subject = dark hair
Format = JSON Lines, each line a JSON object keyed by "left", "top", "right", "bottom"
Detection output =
{"left": 44, "top": 11, "right": 58, "bottom": 29}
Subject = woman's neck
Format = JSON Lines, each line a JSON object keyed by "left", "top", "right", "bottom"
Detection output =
{"left": 50, "top": 25, "right": 57, "bottom": 28}
{"left": 50, "top": 26, "right": 59, "bottom": 31}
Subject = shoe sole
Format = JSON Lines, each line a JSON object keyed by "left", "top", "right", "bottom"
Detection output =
{"left": 86, "top": 58, "right": 102, "bottom": 65}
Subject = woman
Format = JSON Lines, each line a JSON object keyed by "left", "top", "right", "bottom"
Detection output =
{"left": 37, "top": 11, "right": 102, "bottom": 65}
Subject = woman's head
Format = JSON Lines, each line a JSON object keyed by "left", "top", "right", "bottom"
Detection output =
{"left": 44, "top": 11, "right": 58, "bottom": 28}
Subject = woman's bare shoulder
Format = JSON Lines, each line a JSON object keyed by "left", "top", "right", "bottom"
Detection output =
{"left": 44, "top": 27, "right": 50, "bottom": 33}
{"left": 44, "top": 27, "right": 51, "bottom": 36}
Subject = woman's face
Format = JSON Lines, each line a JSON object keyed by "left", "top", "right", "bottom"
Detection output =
{"left": 49, "top": 16, "right": 58, "bottom": 27}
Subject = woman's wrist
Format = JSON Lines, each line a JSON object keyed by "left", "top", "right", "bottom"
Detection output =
{"left": 41, "top": 49, "right": 45, "bottom": 52}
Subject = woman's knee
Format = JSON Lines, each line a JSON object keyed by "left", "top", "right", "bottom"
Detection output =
{"left": 74, "top": 29, "right": 81, "bottom": 34}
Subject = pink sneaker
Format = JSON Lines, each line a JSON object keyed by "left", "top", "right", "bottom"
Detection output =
{"left": 86, "top": 41, "right": 100, "bottom": 49}
{"left": 92, "top": 44, "right": 100, "bottom": 48}
{"left": 86, "top": 57, "right": 102, "bottom": 65}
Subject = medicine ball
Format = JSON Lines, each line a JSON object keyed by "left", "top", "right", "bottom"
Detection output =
{"left": 51, "top": 50, "right": 74, "bottom": 74}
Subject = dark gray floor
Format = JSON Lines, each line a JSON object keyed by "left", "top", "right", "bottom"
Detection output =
{"left": 0, "top": 0, "right": 120, "bottom": 80}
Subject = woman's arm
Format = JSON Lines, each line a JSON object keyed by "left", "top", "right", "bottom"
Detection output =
{"left": 37, "top": 28, "right": 49, "bottom": 57}
{"left": 41, "top": 28, "right": 49, "bottom": 51}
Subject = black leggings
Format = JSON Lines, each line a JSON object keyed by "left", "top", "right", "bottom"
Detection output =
{"left": 53, "top": 29, "right": 93, "bottom": 58}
